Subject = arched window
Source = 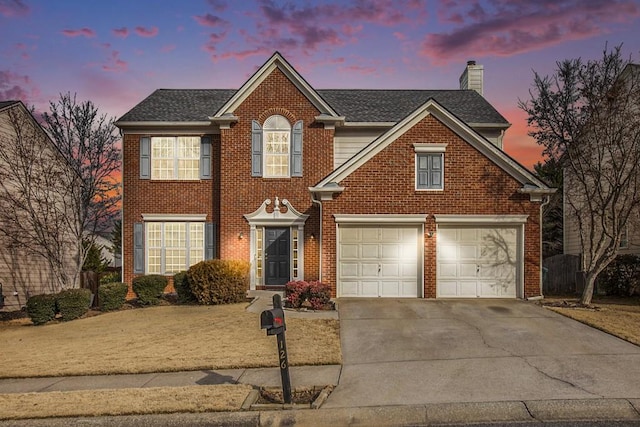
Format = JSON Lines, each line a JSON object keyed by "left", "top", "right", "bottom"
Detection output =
{"left": 263, "top": 115, "right": 291, "bottom": 177}
{"left": 251, "top": 117, "right": 303, "bottom": 178}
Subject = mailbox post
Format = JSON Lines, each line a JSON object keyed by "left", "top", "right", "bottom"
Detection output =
{"left": 260, "top": 294, "right": 292, "bottom": 404}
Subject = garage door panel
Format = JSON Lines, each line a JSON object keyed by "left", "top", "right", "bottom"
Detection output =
{"left": 340, "top": 262, "right": 359, "bottom": 277}
{"left": 459, "top": 281, "right": 478, "bottom": 297}
{"left": 440, "top": 263, "right": 457, "bottom": 278}
{"left": 381, "top": 263, "right": 398, "bottom": 277}
{"left": 437, "top": 225, "right": 519, "bottom": 298}
{"left": 341, "top": 281, "right": 359, "bottom": 296}
{"left": 361, "top": 281, "right": 379, "bottom": 297}
{"left": 380, "top": 281, "right": 399, "bottom": 296}
{"left": 361, "top": 244, "right": 379, "bottom": 259}
{"left": 459, "top": 245, "right": 477, "bottom": 260}
{"left": 338, "top": 226, "right": 420, "bottom": 298}
{"left": 340, "top": 244, "right": 359, "bottom": 258}
{"left": 459, "top": 262, "right": 478, "bottom": 278}
{"left": 361, "top": 263, "right": 379, "bottom": 277}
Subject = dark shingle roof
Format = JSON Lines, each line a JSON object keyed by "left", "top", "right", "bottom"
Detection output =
{"left": 317, "top": 89, "right": 508, "bottom": 124}
{"left": 117, "top": 88, "right": 508, "bottom": 125}
{"left": 0, "top": 100, "right": 20, "bottom": 112}
{"left": 117, "top": 89, "right": 236, "bottom": 122}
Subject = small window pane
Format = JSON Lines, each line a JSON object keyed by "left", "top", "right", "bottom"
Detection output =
{"left": 416, "top": 153, "right": 444, "bottom": 190}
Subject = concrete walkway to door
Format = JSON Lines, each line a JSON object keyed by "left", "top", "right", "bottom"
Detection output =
{"left": 323, "top": 298, "right": 640, "bottom": 409}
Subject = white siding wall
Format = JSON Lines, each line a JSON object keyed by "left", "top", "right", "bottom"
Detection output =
{"left": 333, "top": 128, "right": 386, "bottom": 169}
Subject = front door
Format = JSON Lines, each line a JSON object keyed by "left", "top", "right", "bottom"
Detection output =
{"left": 265, "top": 228, "right": 290, "bottom": 286}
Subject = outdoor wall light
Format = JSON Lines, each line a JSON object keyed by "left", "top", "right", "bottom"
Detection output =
{"left": 239, "top": 232, "right": 244, "bottom": 240}
{"left": 426, "top": 231, "right": 435, "bottom": 238}
{"left": 310, "top": 233, "right": 315, "bottom": 240}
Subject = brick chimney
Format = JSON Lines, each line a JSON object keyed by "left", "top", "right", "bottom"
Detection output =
{"left": 459, "top": 60, "right": 483, "bottom": 96}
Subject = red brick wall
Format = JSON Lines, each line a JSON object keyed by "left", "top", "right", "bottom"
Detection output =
{"left": 121, "top": 133, "right": 220, "bottom": 289}
{"left": 321, "top": 115, "right": 542, "bottom": 298}
{"left": 218, "top": 68, "right": 331, "bottom": 283}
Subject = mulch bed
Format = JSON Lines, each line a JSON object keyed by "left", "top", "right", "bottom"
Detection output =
{"left": 257, "top": 387, "right": 323, "bottom": 404}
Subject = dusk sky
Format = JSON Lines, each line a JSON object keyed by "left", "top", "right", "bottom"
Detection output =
{"left": 2, "top": 0, "right": 640, "bottom": 169}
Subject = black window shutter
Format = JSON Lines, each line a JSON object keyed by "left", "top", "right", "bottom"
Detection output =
{"left": 140, "top": 137, "right": 151, "bottom": 179}
{"left": 133, "top": 222, "right": 144, "bottom": 274}
{"left": 200, "top": 136, "right": 212, "bottom": 179}
{"left": 291, "top": 120, "right": 303, "bottom": 177}
{"left": 251, "top": 120, "right": 262, "bottom": 177}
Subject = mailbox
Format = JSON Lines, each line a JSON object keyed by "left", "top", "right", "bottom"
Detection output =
{"left": 260, "top": 307, "right": 286, "bottom": 336}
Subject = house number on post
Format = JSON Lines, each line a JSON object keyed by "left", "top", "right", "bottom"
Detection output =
{"left": 260, "top": 293, "right": 292, "bottom": 404}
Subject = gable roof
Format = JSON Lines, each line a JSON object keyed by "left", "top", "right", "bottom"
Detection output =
{"left": 0, "top": 100, "right": 20, "bottom": 112}
{"left": 311, "top": 98, "right": 550, "bottom": 199}
{"left": 116, "top": 53, "right": 509, "bottom": 127}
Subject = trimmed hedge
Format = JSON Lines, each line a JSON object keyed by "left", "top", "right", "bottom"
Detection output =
{"left": 100, "top": 271, "right": 122, "bottom": 285}
{"left": 598, "top": 254, "right": 640, "bottom": 296}
{"left": 132, "top": 275, "right": 167, "bottom": 305}
{"left": 285, "top": 280, "right": 332, "bottom": 310}
{"left": 99, "top": 282, "right": 128, "bottom": 311}
{"left": 187, "top": 259, "right": 249, "bottom": 305}
{"left": 26, "top": 294, "right": 57, "bottom": 325}
{"left": 174, "top": 271, "right": 196, "bottom": 304}
{"left": 56, "top": 288, "right": 92, "bottom": 321}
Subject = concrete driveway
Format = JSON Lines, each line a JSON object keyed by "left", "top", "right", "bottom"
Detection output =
{"left": 323, "top": 298, "right": 640, "bottom": 408}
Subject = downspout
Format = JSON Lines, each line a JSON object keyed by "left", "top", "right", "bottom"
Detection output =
{"left": 312, "top": 198, "right": 323, "bottom": 281}
{"left": 536, "top": 194, "right": 551, "bottom": 299}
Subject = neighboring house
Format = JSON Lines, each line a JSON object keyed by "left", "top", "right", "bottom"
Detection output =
{"left": 116, "top": 52, "right": 553, "bottom": 299}
{"left": 0, "top": 101, "right": 76, "bottom": 310}
{"left": 564, "top": 64, "right": 640, "bottom": 259}
{"left": 93, "top": 234, "right": 122, "bottom": 269}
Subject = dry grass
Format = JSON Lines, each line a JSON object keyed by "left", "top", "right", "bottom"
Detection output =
{"left": 0, "top": 304, "right": 341, "bottom": 378}
{"left": 543, "top": 296, "right": 640, "bottom": 346}
{"left": 0, "top": 384, "right": 253, "bottom": 420}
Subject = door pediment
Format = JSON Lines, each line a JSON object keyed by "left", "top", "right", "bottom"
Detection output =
{"left": 244, "top": 197, "right": 309, "bottom": 226}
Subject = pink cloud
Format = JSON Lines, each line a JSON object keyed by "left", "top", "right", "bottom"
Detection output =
{"left": 252, "top": 0, "right": 428, "bottom": 53}
{"left": 207, "top": 0, "right": 228, "bottom": 12}
{"left": 0, "top": 70, "right": 40, "bottom": 103}
{"left": 134, "top": 26, "right": 159, "bottom": 38}
{"left": 423, "top": 0, "right": 640, "bottom": 62}
{"left": 393, "top": 31, "right": 407, "bottom": 41}
{"left": 0, "top": 0, "right": 29, "bottom": 17}
{"left": 61, "top": 28, "right": 96, "bottom": 38}
{"left": 161, "top": 44, "right": 176, "bottom": 53}
{"left": 211, "top": 47, "right": 271, "bottom": 63}
{"left": 112, "top": 27, "right": 129, "bottom": 38}
{"left": 202, "top": 31, "right": 228, "bottom": 54}
{"left": 102, "top": 50, "right": 127, "bottom": 73}
{"left": 194, "top": 13, "right": 228, "bottom": 27}
{"left": 340, "top": 64, "right": 377, "bottom": 75}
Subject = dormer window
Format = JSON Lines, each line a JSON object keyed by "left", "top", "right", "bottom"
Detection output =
{"left": 251, "top": 116, "right": 303, "bottom": 178}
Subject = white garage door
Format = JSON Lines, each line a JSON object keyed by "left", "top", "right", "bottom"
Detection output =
{"left": 437, "top": 226, "right": 518, "bottom": 298}
{"left": 338, "top": 226, "right": 420, "bottom": 297}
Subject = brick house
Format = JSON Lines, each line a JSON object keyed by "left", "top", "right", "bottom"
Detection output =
{"left": 116, "top": 52, "right": 553, "bottom": 299}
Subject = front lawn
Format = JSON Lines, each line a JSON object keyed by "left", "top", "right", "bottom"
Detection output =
{"left": 0, "top": 303, "right": 341, "bottom": 378}
{"left": 542, "top": 296, "right": 640, "bottom": 346}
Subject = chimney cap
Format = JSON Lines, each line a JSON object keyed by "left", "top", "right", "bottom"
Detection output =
{"left": 467, "top": 60, "right": 476, "bottom": 66}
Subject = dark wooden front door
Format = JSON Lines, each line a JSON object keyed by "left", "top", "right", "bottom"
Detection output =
{"left": 265, "top": 228, "right": 290, "bottom": 286}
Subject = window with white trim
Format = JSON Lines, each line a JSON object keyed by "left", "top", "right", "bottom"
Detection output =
{"left": 414, "top": 143, "right": 447, "bottom": 190}
{"left": 146, "top": 222, "right": 204, "bottom": 274}
{"left": 151, "top": 136, "right": 200, "bottom": 180}
{"left": 263, "top": 115, "right": 291, "bottom": 178}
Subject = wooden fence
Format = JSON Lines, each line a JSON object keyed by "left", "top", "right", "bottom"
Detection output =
{"left": 543, "top": 254, "right": 581, "bottom": 295}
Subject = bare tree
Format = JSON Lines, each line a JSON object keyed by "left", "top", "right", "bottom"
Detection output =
{"left": 42, "top": 93, "right": 121, "bottom": 285}
{"left": 0, "top": 102, "right": 78, "bottom": 294}
{"left": 520, "top": 45, "right": 640, "bottom": 305}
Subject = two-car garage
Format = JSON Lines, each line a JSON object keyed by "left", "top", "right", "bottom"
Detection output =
{"left": 336, "top": 215, "right": 527, "bottom": 299}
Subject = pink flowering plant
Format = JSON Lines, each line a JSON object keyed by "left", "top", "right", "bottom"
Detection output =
{"left": 285, "top": 280, "right": 332, "bottom": 310}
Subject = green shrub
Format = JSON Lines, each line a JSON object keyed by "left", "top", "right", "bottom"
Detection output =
{"left": 56, "top": 288, "right": 92, "bottom": 321}
{"left": 187, "top": 260, "right": 249, "bottom": 305}
{"left": 132, "top": 275, "right": 167, "bottom": 305}
{"left": 26, "top": 294, "right": 57, "bottom": 325}
{"left": 173, "top": 271, "right": 196, "bottom": 304}
{"left": 598, "top": 254, "right": 640, "bottom": 296}
{"left": 99, "top": 282, "right": 128, "bottom": 311}
{"left": 100, "top": 271, "right": 122, "bottom": 285}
